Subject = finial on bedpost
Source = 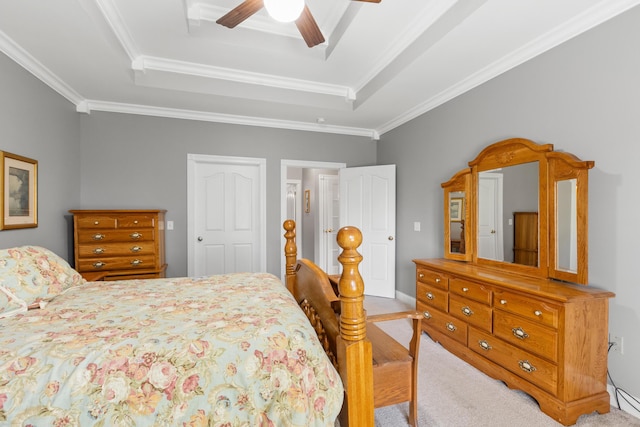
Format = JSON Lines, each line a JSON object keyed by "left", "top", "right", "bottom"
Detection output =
{"left": 336, "top": 225, "right": 374, "bottom": 426}
{"left": 336, "top": 226, "right": 366, "bottom": 341}
{"left": 283, "top": 219, "right": 297, "bottom": 293}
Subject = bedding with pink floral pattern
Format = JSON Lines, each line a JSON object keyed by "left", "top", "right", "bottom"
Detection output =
{"left": 0, "top": 273, "right": 343, "bottom": 425}
{"left": 0, "top": 246, "right": 86, "bottom": 317}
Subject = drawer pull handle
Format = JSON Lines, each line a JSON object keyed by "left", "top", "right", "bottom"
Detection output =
{"left": 446, "top": 322, "right": 457, "bottom": 332}
{"left": 130, "top": 232, "right": 142, "bottom": 240}
{"left": 130, "top": 246, "right": 142, "bottom": 253}
{"left": 435, "top": 278, "right": 441, "bottom": 283}
{"left": 134, "top": 220, "right": 139, "bottom": 224}
{"left": 92, "top": 261, "right": 106, "bottom": 269}
{"left": 92, "top": 233, "right": 105, "bottom": 241}
{"left": 462, "top": 287, "right": 469, "bottom": 292}
{"left": 512, "top": 327, "right": 529, "bottom": 340}
{"left": 500, "top": 299, "right": 507, "bottom": 305}
{"left": 94, "top": 220, "right": 99, "bottom": 225}
{"left": 422, "top": 311, "right": 431, "bottom": 319}
{"left": 534, "top": 310, "right": 542, "bottom": 316}
{"left": 478, "top": 340, "right": 492, "bottom": 351}
{"left": 518, "top": 360, "right": 536, "bottom": 373}
{"left": 419, "top": 273, "right": 424, "bottom": 278}
{"left": 93, "top": 248, "right": 105, "bottom": 254}
{"left": 131, "top": 259, "right": 143, "bottom": 266}
{"left": 426, "top": 292, "right": 434, "bottom": 300}
{"left": 461, "top": 306, "right": 474, "bottom": 317}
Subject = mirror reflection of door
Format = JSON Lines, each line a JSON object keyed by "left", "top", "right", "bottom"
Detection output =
{"left": 478, "top": 172, "right": 503, "bottom": 261}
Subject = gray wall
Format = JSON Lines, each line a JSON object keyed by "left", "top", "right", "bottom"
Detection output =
{"left": 0, "top": 52, "right": 81, "bottom": 258}
{"left": 378, "top": 5, "right": 640, "bottom": 402}
{"left": 78, "top": 112, "right": 376, "bottom": 277}
{"left": 2, "top": 1, "right": 639, "bottom": 409}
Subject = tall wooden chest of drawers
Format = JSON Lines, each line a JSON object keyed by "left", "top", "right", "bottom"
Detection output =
{"left": 70, "top": 209, "right": 167, "bottom": 281}
{"left": 414, "top": 258, "right": 614, "bottom": 426}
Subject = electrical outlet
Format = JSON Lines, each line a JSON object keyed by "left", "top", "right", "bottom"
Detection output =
{"left": 610, "top": 335, "right": 624, "bottom": 354}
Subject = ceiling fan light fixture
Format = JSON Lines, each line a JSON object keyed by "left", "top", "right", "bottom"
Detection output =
{"left": 264, "top": 0, "right": 305, "bottom": 23}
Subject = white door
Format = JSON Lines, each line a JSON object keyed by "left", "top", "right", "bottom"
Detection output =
{"left": 339, "top": 165, "right": 396, "bottom": 298}
{"left": 187, "top": 154, "right": 266, "bottom": 276}
{"left": 318, "top": 174, "right": 340, "bottom": 275}
{"left": 478, "top": 172, "right": 504, "bottom": 261}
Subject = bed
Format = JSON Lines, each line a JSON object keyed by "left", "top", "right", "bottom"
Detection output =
{"left": 0, "top": 245, "right": 344, "bottom": 426}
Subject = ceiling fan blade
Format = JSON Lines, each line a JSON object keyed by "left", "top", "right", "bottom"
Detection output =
{"left": 295, "top": 5, "right": 325, "bottom": 48}
{"left": 216, "top": 0, "right": 264, "bottom": 29}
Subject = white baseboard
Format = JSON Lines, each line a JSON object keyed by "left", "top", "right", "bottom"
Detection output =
{"left": 395, "top": 290, "right": 416, "bottom": 308}
{"left": 608, "top": 384, "right": 640, "bottom": 419}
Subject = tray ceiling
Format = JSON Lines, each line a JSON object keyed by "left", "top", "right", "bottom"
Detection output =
{"left": 1, "top": 0, "right": 638, "bottom": 139}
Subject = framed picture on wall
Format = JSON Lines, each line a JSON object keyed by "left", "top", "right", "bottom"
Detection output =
{"left": 1, "top": 151, "right": 38, "bottom": 230}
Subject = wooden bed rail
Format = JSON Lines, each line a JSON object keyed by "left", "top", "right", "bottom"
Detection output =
{"left": 283, "top": 219, "right": 374, "bottom": 426}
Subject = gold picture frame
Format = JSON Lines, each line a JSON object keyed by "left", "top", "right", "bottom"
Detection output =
{"left": 450, "top": 197, "right": 463, "bottom": 222}
{"left": 1, "top": 151, "right": 38, "bottom": 230}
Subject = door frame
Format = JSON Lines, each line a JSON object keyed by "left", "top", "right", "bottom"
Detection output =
{"left": 280, "top": 159, "right": 346, "bottom": 280}
{"left": 286, "top": 179, "right": 303, "bottom": 253}
{"left": 188, "top": 153, "right": 267, "bottom": 276}
{"left": 318, "top": 174, "right": 339, "bottom": 274}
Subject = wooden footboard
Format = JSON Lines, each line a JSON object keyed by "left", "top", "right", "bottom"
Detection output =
{"left": 284, "top": 220, "right": 374, "bottom": 427}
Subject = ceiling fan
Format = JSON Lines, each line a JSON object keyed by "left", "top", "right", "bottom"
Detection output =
{"left": 216, "top": 0, "right": 381, "bottom": 48}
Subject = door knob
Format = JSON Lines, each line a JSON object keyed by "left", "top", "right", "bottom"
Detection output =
{"left": 491, "top": 229, "right": 496, "bottom": 234}
{"left": 388, "top": 236, "right": 394, "bottom": 240}
{"left": 197, "top": 236, "right": 203, "bottom": 242}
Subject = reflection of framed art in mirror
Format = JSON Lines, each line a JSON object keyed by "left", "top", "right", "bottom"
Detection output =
{"left": 442, "top": 168, "right": 471, "bottom": 261}
{"left": 450, "top": 198, "right": 463, "bottom": 222}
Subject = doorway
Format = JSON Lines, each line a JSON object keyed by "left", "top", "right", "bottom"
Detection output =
{"left": 280, "top": 160, "right": 345, "bottom": 280}
{"left": 280, "top": 160, "right": 397, "bottom": 298}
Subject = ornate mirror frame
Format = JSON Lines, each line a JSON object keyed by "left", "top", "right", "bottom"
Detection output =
{"left": 442, "top": 138, "right": 593, "bottom": 285}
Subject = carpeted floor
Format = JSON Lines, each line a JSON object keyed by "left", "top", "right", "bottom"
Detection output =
{"left": 363, "top": 296, "right": 640, "bottom": 427}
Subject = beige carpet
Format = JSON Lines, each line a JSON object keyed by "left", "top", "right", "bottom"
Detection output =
{"left": 363, "top": 297, "right": 640, "bottom": 427}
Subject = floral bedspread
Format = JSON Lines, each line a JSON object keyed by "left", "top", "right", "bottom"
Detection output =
{"left": 0, "top": 273, "right": 343, "bottom": 426}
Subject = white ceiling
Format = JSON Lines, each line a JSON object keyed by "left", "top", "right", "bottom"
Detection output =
{"left": 1, "top": 0, "right": 638, "bottom": 140}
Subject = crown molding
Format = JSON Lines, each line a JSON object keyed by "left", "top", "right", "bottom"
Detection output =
{"left": 79, "top": 100, "right": 380, "bottom": 140}
{"left": 0, "top": 29, "right": 84, "bottom": 106}
{"left": 375, "top": 0, "right": 640, "bottom": 136}
{"left": 133, "top": 55, "right": 355, "bottom": 101}
{"left": 95, "top": 0, "right": 140, "bottom": 59}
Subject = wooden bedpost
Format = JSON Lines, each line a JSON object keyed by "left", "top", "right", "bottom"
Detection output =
{"left": 336, "top": 226, "right": 374, "bottom": 427}
{"left": 283, "top": 219, "right": 297, "bottom": 294}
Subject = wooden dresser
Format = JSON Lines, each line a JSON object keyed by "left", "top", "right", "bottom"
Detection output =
{"left": 414, "top": 258, "right": 614, "bottom": 425}
{"left": 70, "top": 209, "right": 167, "bottom": 281}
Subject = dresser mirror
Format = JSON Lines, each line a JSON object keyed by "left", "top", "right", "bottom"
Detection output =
{"left": 477, "top": 161, "right": 539, "bottom": 265}
{"left": 548, "top": 152, "right": 593, "bottom": 284}
{"left": 443, "top": 138, "right": 593, "bottom": 284}
{"left": 442, "top": 168, "right": 471, "bottom": 261}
